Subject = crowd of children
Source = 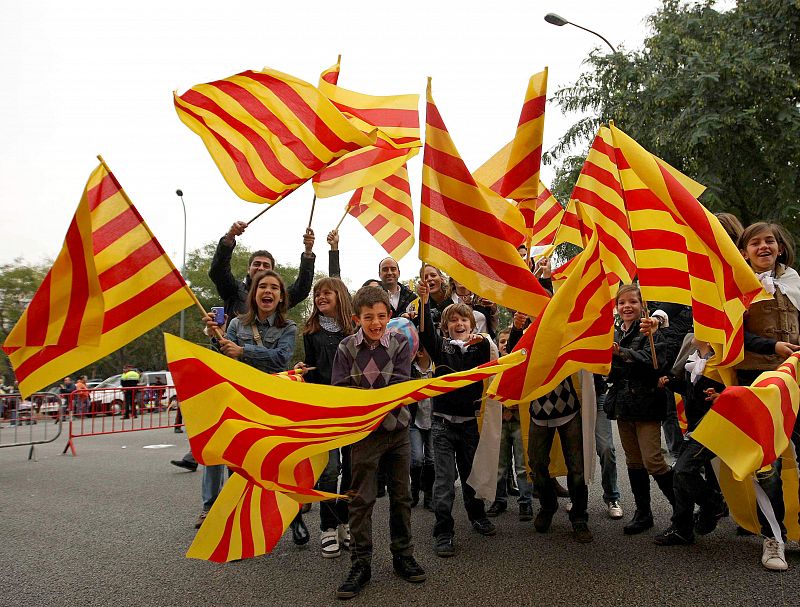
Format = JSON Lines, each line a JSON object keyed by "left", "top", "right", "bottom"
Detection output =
{"left": 191, "top": 217, "right": 800, "bottom": 599}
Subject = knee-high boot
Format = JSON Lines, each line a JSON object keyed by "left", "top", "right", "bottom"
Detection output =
{"left": 652, "top": 468, "right": 676, "bottom": 507}
{"left": 624, "top": 467, "right": 654, "bottom": 535}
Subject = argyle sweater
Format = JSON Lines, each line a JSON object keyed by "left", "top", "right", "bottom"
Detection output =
{"left": 530, "top": 376, "right": 580, "bottom": 423}
{"left": 331, "top": 328, "right": 412, "bottom": 432}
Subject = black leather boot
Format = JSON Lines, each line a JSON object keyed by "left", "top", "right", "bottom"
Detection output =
{"left": 624, "top": 468, "right": 654, "bottom": 535}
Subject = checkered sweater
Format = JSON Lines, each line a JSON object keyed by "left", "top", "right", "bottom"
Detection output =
{"left": 530, "top": 376, "right": 580, "bottom": 422}
{"left": 331, "top": 329, "right": 412, "bottom": 432}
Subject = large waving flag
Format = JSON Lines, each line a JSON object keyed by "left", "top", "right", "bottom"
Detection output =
{"left": 313, "top": 57, "right": 421, "bottom": 197}
{"left": 346, "top": 165, "right": 415, "bottom": 260}
{"left": 474, "top": 69, "right": 547, "bottom": 202}
{"left": 3, "top": 161, "right": 195, "bottom": 397}
{"left": 609, "top": 123, "right": 768, "bottom": 378}
{"left": 487, "top": 231, "right": 614, "bottom": 403}
{"left": 174, "top": 67, "right": 376, "bottom": 204}
{"left": 420, "top": 80, "right": 550, "bottom": 318}
{"left": 166, "top": 334, "right": 524, "bottom": 561}
{"left": 693, "top": 352, "right": 800, "bottom": 481}
{"left": 525, "top": 182, "right": 564, "bottom": 248}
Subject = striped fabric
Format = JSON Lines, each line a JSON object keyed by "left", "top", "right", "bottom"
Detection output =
{"left": 474, "top": 69, "right": 548, "bottom": 202}
{"left": 419, "top": 80, "right": 550, "bottom": 319}
{"left": 693, "top": 352, "right": 800, "bottom": 481}
{"left": 166, "top": 334, "right": 524, "bottom": 561}
{"left": 524, "top": 182, "right": 563, "bottom": 248}
{"left": 174, "top": 67, "right": 375, "bottom": 203}
{"left": 674, "top": 393, "right": 688, "bottom": 434}
{"left": 314, "top": 57, "right": 421, "bottom": 197}
{"left": 488, "top": 231, "right": 614, "bottom": 403}
{"left": 347, "top": 164, "right": 415, "bottom": 260}
{"left": 3, "top": 163, "right": 194, "bottom": 397}
{"left": 610, "top": 124, "right": 768, "bottom": 379}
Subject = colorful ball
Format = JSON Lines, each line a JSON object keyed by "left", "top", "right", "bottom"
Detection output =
{"left": 387, "top": 317, "right": 419, "bottom": 357}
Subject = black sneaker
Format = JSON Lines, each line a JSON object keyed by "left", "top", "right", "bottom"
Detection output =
{"left": 486, "top": 501, "right": 507, "bottom": 517}
{"left": 336, "top": 561, "right": 371, "bottom": 600}
{"left": 654, "top": 526, "right": 694, "bottom": 546}
{"left": 392, "top": 555, "right": 426, "bottom": 583}
{"left": 170, "top": 459, "right": 198, "bottom": 472}
{"left": 533, "top": 509, "right": 556, "bottom": 533}
{"left": 519, "top": 503, "right": 534, "bottom": 522}
{"left": 472, "top": 518, "right": 497, "bottom": 536}
{"left": 435, "top": 535, "right": 455, "bottom": 558}
{"left": 572, "top": 521, "right": 594, "bottom": 543}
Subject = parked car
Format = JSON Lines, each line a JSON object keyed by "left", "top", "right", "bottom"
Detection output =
{"left": 89, "top": 371, "right": 177, "bottom": 416}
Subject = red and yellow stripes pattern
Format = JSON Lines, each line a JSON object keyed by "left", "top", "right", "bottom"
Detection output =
{"left": 487, "top": 231, "right": 614, "bottom": 403}
{"left": 314, "top": 57, "right": 421, "bottom": 197}
{"left": 474, "top": 69, "right": 548, "bottom": 202}
{"left": 347, "top": 164, "right": 415, "bottom": 260}
{"left": 523, "top": 182, "right": 563, "bottom": 248}
{"left": 693, "top": 352, "right": 800, "bottom": 481}
{"left": 3, "top": 163, "right": 194, "bottom": 397}
{"left": 174, "top": 67, "right": 376, "bottom": 204}
{"left": 420, "top": 80, "right": 550, "bottom": 319}
{"left": 609, "top": 123, "right": 768, "bottom": 379}
{"left": 165, "top": 334, "right": 524, "bottom": 561}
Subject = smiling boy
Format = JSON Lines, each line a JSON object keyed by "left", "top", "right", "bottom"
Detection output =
{"left": 330, "top": 286, "right": 425, "bottom": 600}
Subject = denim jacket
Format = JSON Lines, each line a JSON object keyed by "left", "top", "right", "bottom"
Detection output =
{"left": 225, "top": 315, "right": 297, "bottom": 374}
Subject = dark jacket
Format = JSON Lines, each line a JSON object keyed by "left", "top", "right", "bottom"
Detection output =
{"left": 418, "top": 304, "right": 490, "bottom": 418}
{"left": 605, "top": 319, "right": 670, "bottom": 422}
{"left": 388, "top": 283, "right": 420, "bottom": 319}
{"left": 209, "top": 237, "right": 329, "bottom": 316}
{"left": 302, "top": 327, "right": 348, "bottom": 386}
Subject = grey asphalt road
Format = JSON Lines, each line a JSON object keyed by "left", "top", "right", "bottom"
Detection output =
{"left": 2, "top": 427, "right": 798, "bottom": 607}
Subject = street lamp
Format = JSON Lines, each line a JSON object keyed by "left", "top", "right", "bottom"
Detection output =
{"left": 175, "top": 189, "right": 187, "bottom": 339}
{"left": 544, "top": 12, "right": 617, "bottom": 53}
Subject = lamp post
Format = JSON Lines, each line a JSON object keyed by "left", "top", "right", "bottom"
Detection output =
{"left": 544, "top": 12, "right": 617, "bottom": 53}
{"left": 175, "top": 189, "right": 187, "bottom": 339}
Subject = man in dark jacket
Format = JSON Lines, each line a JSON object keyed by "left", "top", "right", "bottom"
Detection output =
{"left": 379, "top": 257, "right": 419, "bottom": 318}
{"left": 210, "top": 221, "right": 334, "bottom": 316}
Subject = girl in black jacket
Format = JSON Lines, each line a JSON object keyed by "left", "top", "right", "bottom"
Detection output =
{"left": 605, "top": 284, "right": 674, "bottom": 536}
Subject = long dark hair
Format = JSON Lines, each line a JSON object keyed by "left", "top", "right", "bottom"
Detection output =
{"left": 239, "top": 270, "right": 289, "bottom": 327}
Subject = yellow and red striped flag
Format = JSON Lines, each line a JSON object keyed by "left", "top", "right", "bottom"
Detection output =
{"left": 609, "top": 123, "right": 768, "bottom": 379}
{"left": 692, "top": 352, "right": 800, "bottom": 481}
{"left": 313, "top": 57, "right": 421, "bottom": 197}
{"left": 346, "top": 164, "right": 415, "bottom": 260}
{"left": 524, "top": 182, "right": 564, "bottom": 248}
{"left": 3, "top": 162, "right": 196, "bottom": 397}
{"left": 674, "top": 393, "right": 689, "bottom": 435}
{"left": 474, "top": 69, "right": 548, "bottom": 201}
{"left": 487, "top": 230, "right": 614, "bottom": 403}
{"left": 165, "top": 333, "right": 525, "bottom": 561}
{"left": 174, "top": 67, "right": 376, "bottom": 204}
{"left": 420, "top": 80, "right": 550, "bottom": 319}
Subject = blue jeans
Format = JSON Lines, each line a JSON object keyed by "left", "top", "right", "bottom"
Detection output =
{"left": 409, "top": 426, "right": 434, "bottom": 468}
{"left": 202, "top": 465, "right": 227, "bottom": 512}
{"left": 318, "top": 447, "right": 351, "bottom": 531}
{"left": 431, "top": 417, "right": 487, "bottom": 538}
{"left": 595, "top": 395, "right": 620, "bottom": 503}
{"left": 494, "top": 416, "right": 531, "bottom": 506}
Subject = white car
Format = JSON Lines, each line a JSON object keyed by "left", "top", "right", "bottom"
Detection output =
{"left": 89, "top": 371, "right": 178, "bottom": 415}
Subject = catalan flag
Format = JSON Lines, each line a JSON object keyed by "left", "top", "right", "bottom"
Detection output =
{"left": 474, "top": 69, "right": 548, "bottom": 202}
{"left": 3, "top": 162, "right": 195, "bottom": 397}
{"left": 674, "top": 393, "right": 688, "bottom": 434}
{"left": 174, "top": 67, "right": 376, "bottom": 204}
{"left": 609, "top": 123, "right": 768, "bottom": 378}
{"left": 420, "top": 80, "right": 550, "bottom": 319}
{"left": 314, "top": 57, "right": 421, "bottom": 197}
{"left": 692, "top": 352, "right": 800, "bottom": 481}
{"left": 525, "top": 182, "right": 564, "bottom": 248}
{"left": 165, "top": 333, "right": 525, "bottom": 561}
{"left": 487, "top": 230, "right": 614, "bottom": 403}
{"left": 346, "top": 164, "right": 415, "bottom": 260}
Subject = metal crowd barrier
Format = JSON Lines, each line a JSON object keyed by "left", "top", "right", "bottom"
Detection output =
{"left": 0, "top": 392, "right": 64, "bottom": 459}
{"left": 62, "top": 386, "right": 183, "bottom": 456}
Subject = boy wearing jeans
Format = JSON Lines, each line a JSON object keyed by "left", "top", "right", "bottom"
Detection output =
{"left": 331, "top": 286, "right": 425, "bottom": 600}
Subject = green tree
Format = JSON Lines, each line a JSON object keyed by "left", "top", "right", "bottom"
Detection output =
{"left": 547, "top": 0, "right": 800, "bottom": 236}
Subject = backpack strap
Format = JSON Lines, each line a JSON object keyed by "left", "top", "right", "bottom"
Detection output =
{"left": 250, "top": 324, "right": 263, "bottom": 346}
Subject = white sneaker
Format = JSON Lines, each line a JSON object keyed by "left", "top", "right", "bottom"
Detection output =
{"left": 761, "top": 538, "right": 788, "bottom": 571}
{"left": 607, "top": 500, "right": 624, "bottom": 520}
{"left": 337, "top": 523, "right": 351, "bottom": 550}
{"left": 320, "top": 528, "right": 340, "bottom": 559}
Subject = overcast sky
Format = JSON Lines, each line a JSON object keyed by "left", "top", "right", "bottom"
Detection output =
{"left": 1, "top": 0, "right": 663, "bottom": 291}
